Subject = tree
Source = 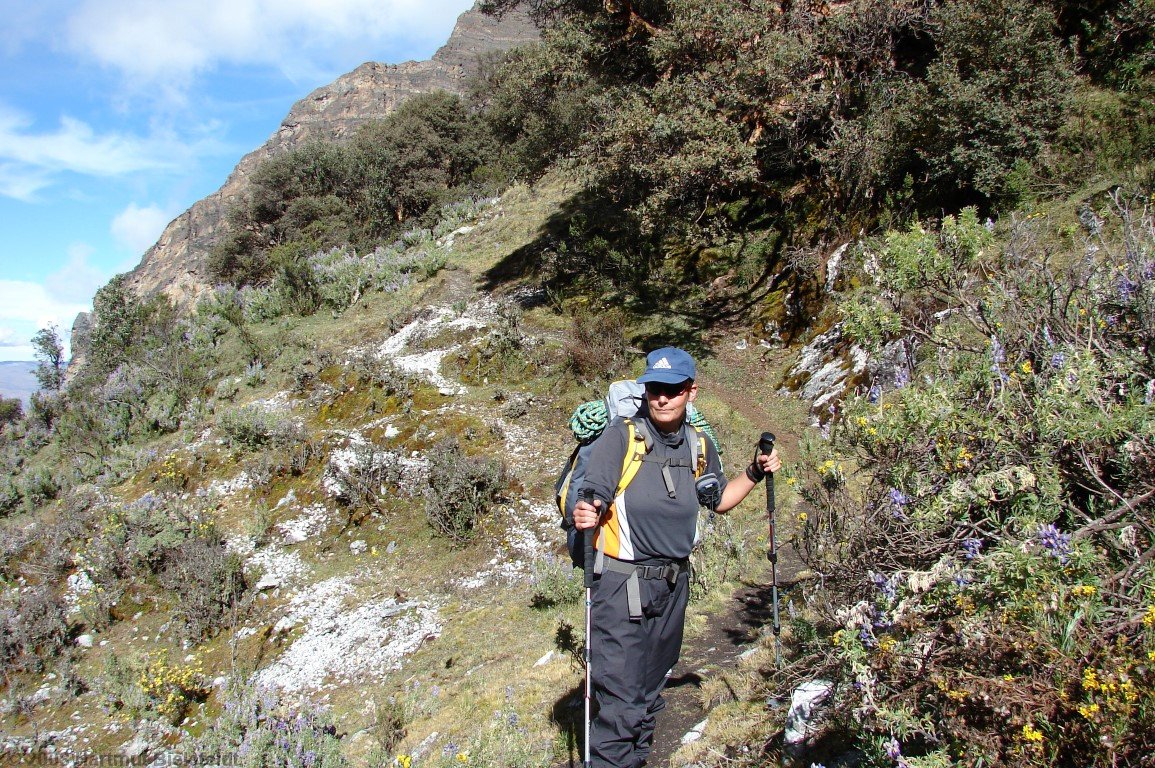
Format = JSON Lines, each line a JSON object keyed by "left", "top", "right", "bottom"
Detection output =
{"left": 31, "top": 325, "right": 65, "bottom": 391}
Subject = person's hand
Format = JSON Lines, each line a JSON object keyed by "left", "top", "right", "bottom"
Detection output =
{"left": 745, "top": 447, "right": 782, "bottom": 483}
{"left": 760, "top": 448, "right": 782, "bottom": 475}
{"left": 573, "top": 497, "right": 603, "bottom": 530}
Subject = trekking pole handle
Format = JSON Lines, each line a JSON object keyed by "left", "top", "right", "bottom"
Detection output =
{"left": 580, "top": 489, "right": 597, "bottom": 588}
{"left": 759, "top": 433, "right": 777, "bottom": 564}
{"left": 758, "top": 432, "right": 777, "bottom": 460}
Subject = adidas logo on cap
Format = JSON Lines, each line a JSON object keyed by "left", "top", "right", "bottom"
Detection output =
{"left": 653, "top": 357, "right": 672, "bottom": 369}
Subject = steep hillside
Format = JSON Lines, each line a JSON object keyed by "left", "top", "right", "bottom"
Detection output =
{"left": 119, "top": 3, "right": 537, "bottom": 308}
{"left": 0, "top": 172, "right": 809, "bottom": 767}
{"left": 4, "top": 1, "right": 1152, "bottom": 766}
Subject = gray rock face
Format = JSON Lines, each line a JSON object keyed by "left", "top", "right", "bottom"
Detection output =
{"left": 122, "top": 3, "right": 538, "bottom": 307}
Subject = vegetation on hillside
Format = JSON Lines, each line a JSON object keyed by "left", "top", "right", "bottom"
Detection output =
{"left": 1, "top": 0, "right": 1153, "bottom": 765}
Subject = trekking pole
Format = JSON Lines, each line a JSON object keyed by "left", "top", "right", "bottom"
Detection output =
{"left": 580, "top": 489, "right": 597, "bottom": 768}
{"left": 759, "top": 432, "right": 782, "bottom": 667}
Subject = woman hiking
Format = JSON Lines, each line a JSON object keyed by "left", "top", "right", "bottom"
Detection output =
{"left": 572, "top": 346, "right": 782, "bottom": 768}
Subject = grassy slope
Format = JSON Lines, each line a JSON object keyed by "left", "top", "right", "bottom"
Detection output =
{"left": 0, "top": 172, "right": 812, "bottom": 766}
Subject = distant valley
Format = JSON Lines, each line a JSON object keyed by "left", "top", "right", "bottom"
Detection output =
{"left": 0, "top": 361, "right": 38, "bottom": 406}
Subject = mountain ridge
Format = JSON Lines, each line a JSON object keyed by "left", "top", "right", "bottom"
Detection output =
{"left": 118, "top": 3, "right": 538, "bottom": 310}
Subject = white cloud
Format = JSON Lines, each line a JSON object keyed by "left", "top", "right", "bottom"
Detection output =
{"left": 0, "top": 280, "right": 88, "bottom": 361}
{"left": 0, "top": 162, "right": 52, "bottom": 201}
{"left": 44, "top": 244, "right": 109, "bottom": 305}
{"left": 0, "top": 106, "right": 178, "bottom": 178}
{"left": 112, "top": 203, "right": 175, "bottom": 255}
{"left": 0, "top": 104, "right": 203, "bottom": 201}
{"left": 65, "top": 0, "right": 473, "bottom": 84}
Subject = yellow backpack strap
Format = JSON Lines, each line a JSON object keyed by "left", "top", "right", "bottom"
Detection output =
{"left": 615, "top": 419, "right": 647, "bottom": 497}
{"left": 694, "top": 428, "right": 707, "bottom": 478}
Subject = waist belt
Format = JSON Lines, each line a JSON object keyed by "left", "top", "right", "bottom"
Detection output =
{"left": 598, "top": 555, "right": 689, "bottom": 621}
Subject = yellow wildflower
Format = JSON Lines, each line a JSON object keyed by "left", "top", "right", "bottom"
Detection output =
{"left": 1142, "top": 605, "right": 1155, "bottom": 627}
{"left": 1020, "top": 360, "right": 1033, "bottom": 375}
{"left": 1021, "top": 724, "right": 1043, "bottom": 743}
{"left": 1078, "top": 703, "right": 1100, "bottom": 719}
{"left": 797, "top": 512, "right": 808, "bottom": 523}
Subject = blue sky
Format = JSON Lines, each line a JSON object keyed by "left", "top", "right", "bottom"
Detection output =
{"left": 0, "top": 0, "right": 476, "bottom": 361}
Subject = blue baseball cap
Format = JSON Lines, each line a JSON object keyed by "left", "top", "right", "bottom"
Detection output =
{"left": 637, "top": 347, "right": 696, "bottom": 385}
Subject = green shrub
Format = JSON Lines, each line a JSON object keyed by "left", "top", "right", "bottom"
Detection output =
{"left": 785, "top": 192, "right": 1155, "bottom": 767}
{"left": 564, "top": 306, "right": 631, "bottom": 384}
{"left": 159, "top": 535, "right": 246, "bottom": 643}
{"left": 218, "top": 405, "right": 303, "bottom": 452}
{"left": 20, "top": 467, "right": 59, "bottom": 511}
{"left": 423, "top": 438, "right": 510, "bottom": 544}
{"left": 530, "top": 555, "right": 583, "bottom": 609}
{"left": 0, "top": 397, "right": 23, "bottom": 428}
{"left": 184, "top": 682, "right": 347, "bottom": 767}
{"left": 97, "top": 650, "right": 210, "bottom": 725}
{"left": 0, "top": 585, "right": 70, "bottom": 675}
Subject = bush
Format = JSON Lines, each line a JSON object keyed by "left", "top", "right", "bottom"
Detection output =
{"left": 97, "top": 650, "right": 210, "bottom": 725}
{"left": 423, "top": 438, "right": 509, "bottom": 544}
{"left": 20, "top": 467, "right": 59, "bottom": 511}
{"left": 784, "top": 194, "right": 1155, "bottom": 767}
{"left": 564, "top": 306, "right": 631, "bottom": 384}
{"left": 0, "top": 398, "right": 22, "bottom": 428}
{"left": 0, "top": 586, "right": 70, "bottom": 676}
{"left": 184, "top": 682, "right": 347, "bottom": 767}
{"left": 218, "top": 405, "right": 304, "bottom": 452}
{"left": 159, "top": 536, "right": 246, "bottom": 644}
{"left": 529, "top": 555, "right": 583, "bottom": 609}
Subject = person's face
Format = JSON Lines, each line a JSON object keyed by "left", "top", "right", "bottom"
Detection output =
{"left": 644, "top": 379, "right": 697, "bottom": 432}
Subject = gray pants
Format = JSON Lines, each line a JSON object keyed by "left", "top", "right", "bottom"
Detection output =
{"left": 590, "top": 567, "right": 689, "bottom": 768}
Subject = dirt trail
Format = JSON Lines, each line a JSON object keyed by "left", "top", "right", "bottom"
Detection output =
{"left": 550, "top": 550, "right": 807, "bottom": 768}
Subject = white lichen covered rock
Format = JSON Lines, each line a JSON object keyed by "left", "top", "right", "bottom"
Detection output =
{"left": 254, "top": 574, "right": 440, "bottom": 694}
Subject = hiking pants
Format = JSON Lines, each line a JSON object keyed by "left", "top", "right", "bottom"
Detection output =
{"left": 590, "top": 565, "right": 689, "bottom": 768}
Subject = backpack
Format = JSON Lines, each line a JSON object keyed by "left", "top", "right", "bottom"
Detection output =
{"left": 555, "top": 380, "right": 719, "bottom": 567}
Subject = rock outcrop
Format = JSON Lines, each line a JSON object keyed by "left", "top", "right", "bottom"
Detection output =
{"left": 123, "top": 3, "right": 538, "bottom": 307}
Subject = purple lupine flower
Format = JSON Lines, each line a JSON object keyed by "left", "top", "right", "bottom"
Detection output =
{"left": 859, "top": 627, "right": 878, "bottom": 648}
{"left": 868, "top": 385, "right": 881, "bottom": 404}
{"left": 954, "top": 572, "right": 972, "bottom": 588}
{"left": 990, "top": 336, "right": 1006, "bottom": 365}
{"left": 1050, "top": 352, "right": 1066, "bottom": 370}
{"left": 895, "top": 367, "right": 910, "bottom": 389}
{"left": 887, "top": 488, "right": 910, "bottom": 520}
{"left": 1118, "top": 275, "right": 1137, "bottom": 303}
{"left": 870, "top": 571, "right": 898, "bottom": 602}
{"left": 961, "top": 538, "right": 983, "bottom": 560}
{"left": 1036, "top": 523, "right": 1073, "bottom": 564}
{"left": 443, "top": 743, "right": 460, "bottom": 757}
{"left": 1042, "top": 325, "right": 1054, "bottom": 347}
{"left": 303, "top": 751, "right": 318, "bottom": 768}
{"left": 885, "top": 737, "right": 902, "bottom": 760}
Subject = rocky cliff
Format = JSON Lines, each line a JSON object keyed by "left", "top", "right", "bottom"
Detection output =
{"left": 122, "top": 3, "right": 538, "bottom": 307}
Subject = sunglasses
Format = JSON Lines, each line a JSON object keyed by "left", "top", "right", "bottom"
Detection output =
{"left": 645, "top": 381, "right": 689, "bottom": 398}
